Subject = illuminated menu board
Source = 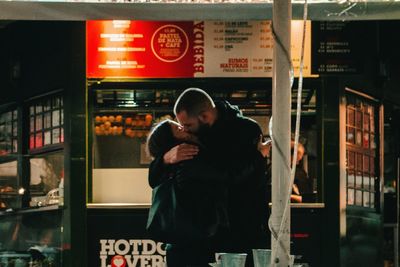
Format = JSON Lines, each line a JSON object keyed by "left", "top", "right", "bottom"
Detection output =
{"left": 87, "top": 20, "right": 312, "bottom": 78}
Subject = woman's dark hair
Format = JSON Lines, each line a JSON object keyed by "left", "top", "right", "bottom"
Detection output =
{"left": 146, "top": 119, "right": 175, "bottom": 158}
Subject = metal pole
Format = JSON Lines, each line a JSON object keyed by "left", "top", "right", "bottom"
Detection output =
{"left": 271, "top": 0, "right": 291, "bottom": 266}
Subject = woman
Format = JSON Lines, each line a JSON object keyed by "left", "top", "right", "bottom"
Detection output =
{"left": 146, "top": 119, "right": 229, "bottom": 267}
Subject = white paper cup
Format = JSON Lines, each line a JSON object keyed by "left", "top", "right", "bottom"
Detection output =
{"left": 220, "top": 253, "right": 247, "bottom": 267}
{"left": 252, "top": 249, "right": 272, "bottom": 267}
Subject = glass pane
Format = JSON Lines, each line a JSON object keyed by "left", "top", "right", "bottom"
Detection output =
{"left": 60, "top": 109, "right": 64, "bottom": 125}
{"left": 12, "top": 139, "right": 17, "bottom": 153}
{"left": 30, "top": 116, "right": 35, "bottom": 133}
{"left": 370, "top": 113, "right": 375, "bottom": 133}
{"left": 370, "top": 193, "right": 375, "bottom": 208}
{"left": 5, "top": 122, "right": 11, "bottom": 136}
{"left": 0, "top": 161, "right": 18, "bottom": 209}
{"left": 52, "top": 110, "right": 60, "bottom": 127}
{"left": 370, "top": 134, "right": 376, "bottom": 149}
{"left": 355, "top": 174, "right": 362, "bottom": 189}
{"left": 30, "top": 134, "right": 35, "bottom": 149}
{"left": 30, "top": 105, "right": 35, "bottom": 116}
{"left": 44, "top": 99, "right": 51, "bottom": 111}
{"left": 60, "top": 128, "right": 64, "bottom": 143}
{"left": 30, "top": 152, "right": 64, "bottom": 205}
{"left": 356, "top": 153, "right": 363, "bottom": 172}
{"left": 347, "top": 127, "right": 354, "bottom": 143}
{"left": 35, "top": 133, "right": 43, "bottom": 148}
{"left": 355, "top": 190, "right": 362, "bottom": 206}
{"left": 348, "top": 151, "right": 355, "bottom": 170}
{"left": 52, "top": 128, "right": 60, "bottom": 144}
{"left": 44, "top": 131, "right": 51, "bottom": 145}
{"left": 36, "top": 103, "right": 42, "bottom": 113}
{"left": 363, "top": 113, "right": 370, "bottom": 131}
{"left": 363, "top": 155, "right": 370, "bottom": 173}
{"left": 348, "top": 188, "right": 354, "bottom": 205}
{"left": 356, "top": 130, "right": 362, "bottom": 146}
{"left": 363, "top": 191, "right": 370, "bottom": 208}
{"left": 363, "top": 132, "right": 369, "bottom": 148}
{"left": 370, "top": 157, "right": 375, "bottom": 175}
{"left": 371, "top": 177, "right": 375, "bottom": 190}
{"left": 347, "top": 172, "right": 355, "bottom": 188}
{"left": 347, "top": 108, "right": 355, "bottom": 126}
{"left": 53, "top": 97, "right": 60, "bottom": 108}
{"left": 363, "top": 176, "right": 370, "bottom": 191}
{"left": 44, "top": 112, "right": 51, "bottom": 129}
{"left": 355, "top": 111, "right": 362, "bottom": 128}
{"left": 12, "top": 121, "right": 17, "bottom": 137}
{"left": 35, "top": 115, "right": 42, "bottom": 131}
{"left": 12, "top": 110, "right": 17, "bottom": 119}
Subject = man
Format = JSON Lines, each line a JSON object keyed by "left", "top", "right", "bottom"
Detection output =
{"left": 165, "top": 87, "right": 270, "bottom": 266}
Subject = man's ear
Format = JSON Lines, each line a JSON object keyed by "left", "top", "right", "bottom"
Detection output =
{"left": 198, "top": 111, "right": 209, "bottom": 123}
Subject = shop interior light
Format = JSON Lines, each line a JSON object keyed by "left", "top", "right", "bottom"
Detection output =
{"left": 18, "top": 187, "right": 25, "bottom": 195}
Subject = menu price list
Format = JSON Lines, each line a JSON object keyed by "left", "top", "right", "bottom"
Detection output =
{"left": 312, "top": 21, "right": 376, "bottom": 74}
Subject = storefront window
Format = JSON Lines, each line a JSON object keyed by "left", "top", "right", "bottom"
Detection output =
{"left": 0, "top": 161, "right": 18, "bottom": 210}
{"left": 29, "top": 95, "right": 64, "bottom": 150}
{"left": 0, "top": 109, "right": 18, "bottom": 156}
{"left": 345, "top": 94, "right": 379, "bottom": 209}
{"left": 92, "top": 89, "right": 172, "bottom": 204}
{"left": 29, "top": 152, "right": 64, "bottom": 207}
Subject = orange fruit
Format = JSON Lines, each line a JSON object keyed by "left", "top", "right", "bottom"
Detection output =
{"left": 109, "top": 115, "right": 115, "bottom": 122}
{"left": 101, "top": 116, "right": 108, "bottom": 123}
{"left": 145, "top": 114, "right": 153, "bottom": 122}
{"left": 115, "top": 115, "right": 123, "bottom": 123}
{"left": 104, "top": 121, "right": 111, "bottom": 129}
{"left": 95, "top": 126, "right": 101, "bottom": 135}
{"left": 125, "top": 128, "right": 132, "bottom": 136}
{"left": 95, "top": 116, "right": 102, "bottom": 123}
{"left": 125, "top": 117, "right": 132, "bottom": 125}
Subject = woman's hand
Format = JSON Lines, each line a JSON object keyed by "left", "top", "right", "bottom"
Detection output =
{"left": 163, "top": 143, "right": 199, "bottom": 165}
{"left": 258, "top": 135, "right": 272, "bottom": 158}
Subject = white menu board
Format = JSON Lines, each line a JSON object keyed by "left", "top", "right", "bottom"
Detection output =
{"left": 195, "top": 20, "right": 312, "bottom": 78}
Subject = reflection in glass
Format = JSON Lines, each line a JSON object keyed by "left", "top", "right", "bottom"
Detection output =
{"left": 355, "top": 190, "right": 362, "bottom": 206}
{"left": 347, "top": 127, "right": 354, "bottom": 143}
{"left": 355, "top": 174, "right": 362, "bottom": 189}
{"left": 0, "top": 161, "right": 18, "bottom": 209}
{"left": 30, "top": 152, "right": 64, "bottom": 206}
{"left": 35, "top": 115, "right": 42, "bottom": 131}
{"left": 348, "top": 188, "right": 354, "bottom": 205}
{"left": 356, "top": 130, "right": 362, "bottom": 146}
{"left": 347, "top": 108, "right": 354, "bottom": 126}
{"left": 44, "top": 112, "right": 51, "bottom": 129}
{"left": 347, "top": 172, "right": 355, "bottom": 188}
{"left": 30, "top": 116, "right": 35, "bottom": 132}
{"left": 52, "top": 128, "right": 60, "bottom": 144}
{"left": 363, "top": 113, "right": 369, "bottom": 131}
{"left": 36, "top": 104, "right": 42, "bottom": 113}
{"left": 363, "top": 191, "right": 370, "bottom": 208}
{"left": 52, "top": 110, "right": 60, "bottom": 127}
{"left": 44, "top": 131, "right": 51, "bottom": 146}
{"left": 363, "top": 132, "right": 369, "bottom": 148}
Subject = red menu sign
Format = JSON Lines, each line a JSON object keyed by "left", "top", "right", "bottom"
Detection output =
{"left": 87, "top": 20, "right": 312, "bottom": 78}
{"left": 87, "top": 20, "right": 195, "bottom": 78}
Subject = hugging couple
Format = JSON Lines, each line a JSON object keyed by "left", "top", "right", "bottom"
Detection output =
{"left": 147, "top": 87, "right": 271, "bottom": 267}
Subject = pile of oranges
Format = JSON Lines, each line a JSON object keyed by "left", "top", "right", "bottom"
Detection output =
{"left": 94, "top": 114, "right": 153, "bottom": 138}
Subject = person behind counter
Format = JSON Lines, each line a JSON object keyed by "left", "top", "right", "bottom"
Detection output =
{"left": 146, "top": 119, "right": 230, "bottom": 267}
{"left": 290, "top": 142, "right": 313, "bottom": 203}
